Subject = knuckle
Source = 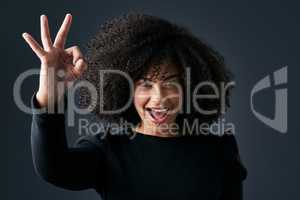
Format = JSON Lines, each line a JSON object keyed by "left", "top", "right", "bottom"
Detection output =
{"left": 83, "top": 62, "right": 88, "bottom": 71}
{"left": 70, "top": 45, "right": 79, "bottom": 50}
{"left": 74, "top": 46, "right": 81, "bottom": 53}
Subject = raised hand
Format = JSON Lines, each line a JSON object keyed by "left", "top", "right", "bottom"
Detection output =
{"left": 22, "top": 14, "right": 87, "bottom": 108}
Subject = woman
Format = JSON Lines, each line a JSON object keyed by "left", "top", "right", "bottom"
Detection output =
{"left": 24, "top": 12, "right": 247, "bottom": 200}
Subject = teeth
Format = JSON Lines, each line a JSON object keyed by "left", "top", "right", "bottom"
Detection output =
{"left": 145, "top": 107, "right": 169, "bottom": 122}
{"left": 150, "top": 108, "right": 168, "bottom": 112}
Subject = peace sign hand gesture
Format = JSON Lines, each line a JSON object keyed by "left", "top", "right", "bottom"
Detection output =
{"left": 22, "top": 14, "right": 87, "bottom": 108}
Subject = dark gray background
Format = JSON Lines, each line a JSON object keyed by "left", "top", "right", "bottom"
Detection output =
{"left": 2, "top": 0, "right": 298, "bottom": 199}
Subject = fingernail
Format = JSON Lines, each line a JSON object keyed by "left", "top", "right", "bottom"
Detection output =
{"left": 22, "top": 32, "right": 28, "bottom": 38}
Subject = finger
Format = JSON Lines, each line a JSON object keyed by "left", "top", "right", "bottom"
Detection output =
{"left": 22, "top": 32, "right": 46, "bottom": 58}
{"left": 72, "top": 58, "right": 88, "bottom": 78}
{"left": 53, "top": 14, "right": 72, "bottom": 49}
{"left": 65, "top": 46, "right": 83, "bottom": 65}
{"left": 40, "top": 15, "right": 53, "bottom": 50}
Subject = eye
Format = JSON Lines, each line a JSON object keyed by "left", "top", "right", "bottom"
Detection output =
{"left": 140, "top": 80, "right": 153, "bottom": 88}
{"left": 163, "top": 80, "right": 179, "bottom": 88}
{"left": 163, "top": 81, "right": 173, "bottom": 86}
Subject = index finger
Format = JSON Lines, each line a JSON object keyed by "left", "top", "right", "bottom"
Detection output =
{"left": 53, "top": 14, "right": 72, "bottom": 49}
{"left": 22, "top": 32, "right": 46, "bottom": 58}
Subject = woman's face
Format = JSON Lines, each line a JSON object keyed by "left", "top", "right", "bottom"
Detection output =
{"left": 133, "top": 63, "right": 183, "bottom": 136}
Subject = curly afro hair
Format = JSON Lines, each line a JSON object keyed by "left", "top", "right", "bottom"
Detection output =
{"left": 77, "top": 12, "right": 234, "bottom": 132}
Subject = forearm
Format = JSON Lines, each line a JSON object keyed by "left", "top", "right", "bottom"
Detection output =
{"left": 30, "top": 92, "right": 100, "bottom": 190}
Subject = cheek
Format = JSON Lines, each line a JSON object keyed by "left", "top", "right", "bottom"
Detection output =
{"left": 133, "top": 89, "right": 150, "bottom": 113}
{"left": 166, "top": 90, "right": 184, "bottom": 113}
{"left": 167, "top": 87, "right": 183, "bottom": 101}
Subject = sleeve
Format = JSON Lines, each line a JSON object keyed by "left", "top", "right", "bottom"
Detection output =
{"left": 30, "top": 91, "right": 106, "bottom": 191}
{"left": 219, "top": 134, "right": 248, "bottom": 200}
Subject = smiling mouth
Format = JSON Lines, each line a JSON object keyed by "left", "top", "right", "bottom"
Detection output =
{"left": 145, "top": 107, "right": 169, "bottom": 123}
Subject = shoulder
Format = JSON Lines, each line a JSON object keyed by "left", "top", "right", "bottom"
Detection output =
{"left": 73, "top": 127, "right": 132, "bottom": 149}
{"left": 219, "top": 132, "right": 248, "bottom": 182}
{"left": 220, "top": 133, "right": 239, "bottom": 158}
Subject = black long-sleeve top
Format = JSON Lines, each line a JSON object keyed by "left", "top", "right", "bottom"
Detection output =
{"left": 30, "top": 92, "right": 247, "bottom": 200}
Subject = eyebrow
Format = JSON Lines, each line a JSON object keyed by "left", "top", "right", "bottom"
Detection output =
{"left": 142, "top": 74, "right": 180, "bottom": 81}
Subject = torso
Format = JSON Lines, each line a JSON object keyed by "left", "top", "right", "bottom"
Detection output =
{"left": 95, "top": 129, "right": 225, "bottom": 200}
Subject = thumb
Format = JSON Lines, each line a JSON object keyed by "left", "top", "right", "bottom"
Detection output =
{"left": 72, "top": 58, "right": 88, "bottom": 78}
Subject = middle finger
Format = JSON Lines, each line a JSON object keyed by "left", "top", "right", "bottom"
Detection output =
{"left": 40, "top": 15, "right": 53, "bottom": 50}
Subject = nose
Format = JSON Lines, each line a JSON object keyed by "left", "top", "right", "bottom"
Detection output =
{"left": 150, "top": 84, "right": 166, "bottom": 104}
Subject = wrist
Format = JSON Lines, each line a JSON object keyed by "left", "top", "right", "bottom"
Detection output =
{"left": 36, "top": 90, "right": 48, "bottom": 108}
